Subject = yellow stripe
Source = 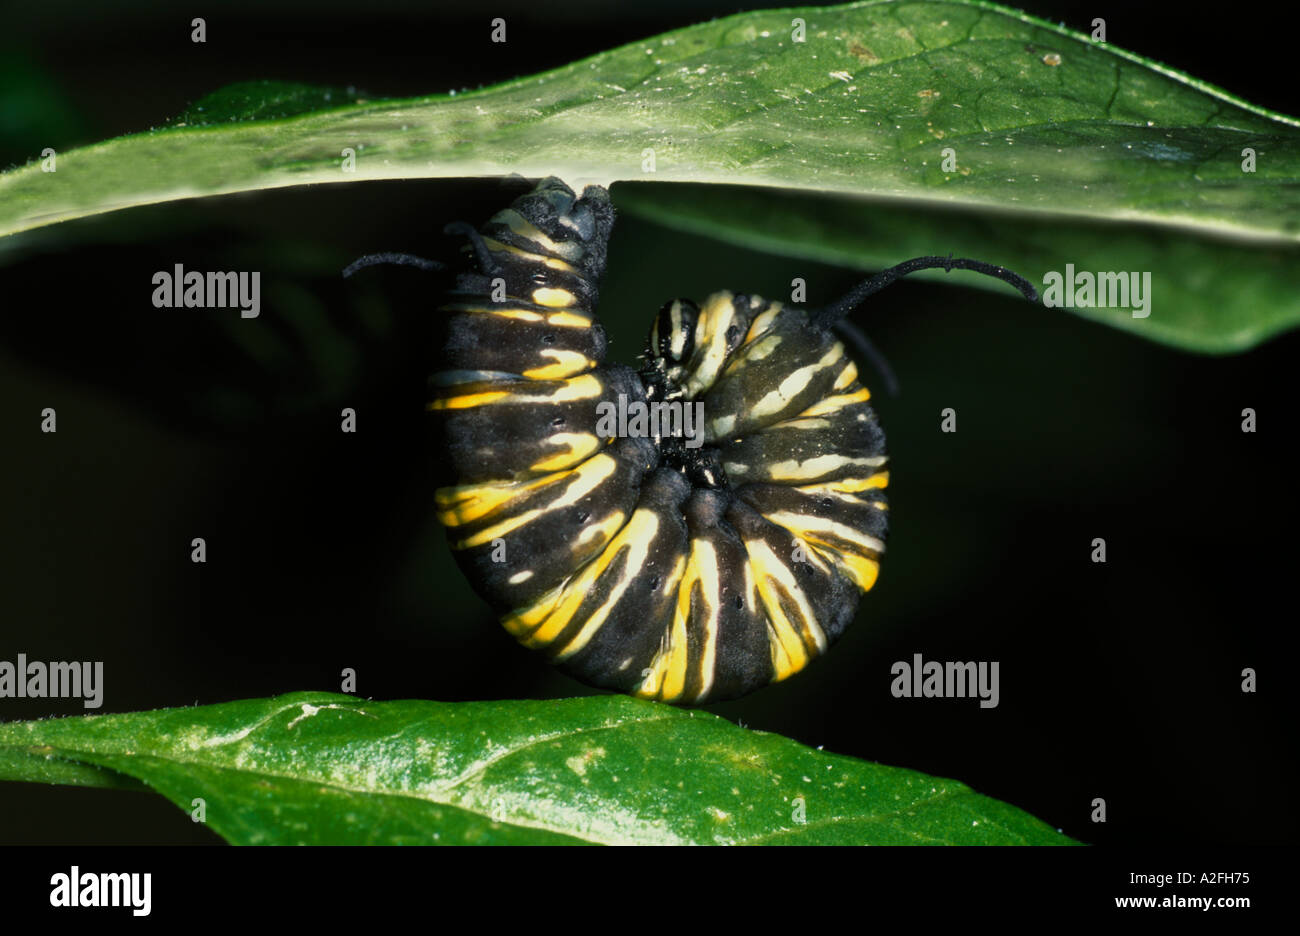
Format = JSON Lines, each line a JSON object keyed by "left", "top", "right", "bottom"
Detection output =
{"left": 684, "top": 292, "right": 738, "bottom": 398}
{"left": 743, "top": 306, "right": 781, "bottom": 345}
{"left": 744, "top": 540, "right": 825, "bottom": 681}
{"left": 797, "top": 472, "right": 889, "bottom": 495}
{"left": 454, "top": 508, "right": 546, "bottom": 550}
{"left": 545, "top": 374, "right": 602, "bottom": 402}
{"left": 772, "top": 418, "right": 831, "bottom": 430}
{"left": 528, "top": 432, "right": 601, "bottom": 471}
{"left": 429, "top": 372, "right": 602, "bottom": 412}
{"left": 660, "top": 599, "right": 691, "bottom": 701}
{"left": 546, "top": 311, "right": 593, "bottom": 328}
{"left": 748, "top": 344, "right": 844, "bottom": 420}
{"left": 693, "top": 540, "right": 722, "bottom": 702}
{"left": 759, "top": 508, "right": 884, "bottom": 593}
{"left": 435, "top": 453, "right": 616, "bottom": 528}
{"left": 490, "top": 209, "right": 585, "bottom": 260}
{"left": 824, "top": 549, "right": 879, "bottom": 591}
{"left": 723, "top": 334, "right": 781, "bottom": 375}
{"left": 766, "top": 621, "right": 795, "bottom": 682}
{"left": 522, "top": 349, "right": 594, "bottom": 380}
{"left": 428, "top": 390, "right": 508, "bottom": 411}
{"left": 532, "top": 287, "right": 577, "bottom": 308}
{"left": 636, "top": 554, "right": 692, "bottom": 702}
{"left": 441, "top": 304, "right": 542, "bottom": 322}
{"left": 636, "top": 553, "right": 697, "bottom": 702}
{"left": 475, "top": 307, "right": 544, "bottom": 323}
{"left": 768, "top": 454, "right": 886, "bottom": 481}
{"left": 442, "top": 305, "right": 594, "bottom": 328}
{"left": 797, "top": 386, "right": 871, "bottom": 417}
{"left": 436, "top": 478, "right": 550, "bottom": 527}
{"left": 669, "top": 301, "right": 688, "bottom": 359}
{"left": 761, "top": 510, "right": 885, "bottom": 556}
{"left": 506, "top": 510, "right": 659, "bottom": 651}
{"left": 482, "top": 236, "right": 578, "bottom": 273}
{"left": 553, "top": 519, "right": 683, "bottom": 661}
{"left": 576, "top": 509, "right": 626, "bottom": 547}
{"left": 453, "top": 452, "right": 616, "bottom": 548}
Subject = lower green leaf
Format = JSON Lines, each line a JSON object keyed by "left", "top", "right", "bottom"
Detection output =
{"left": 0, "top": 692, "right": 1076, "bottom": 845}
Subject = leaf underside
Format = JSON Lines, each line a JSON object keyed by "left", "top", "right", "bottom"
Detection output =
{"left": 613, "top": 182, "right": 1300, "bottom": 353}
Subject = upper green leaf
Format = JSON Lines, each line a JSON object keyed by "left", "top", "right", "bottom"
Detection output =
{"left": 615, "top": 182, "right": 1300, "bottom": 353}
{"left": 0, "top": 692, "right": 1076, "bottom": 845}
{"left": 0, "top": 0, "right": 1295, "bottom": 243}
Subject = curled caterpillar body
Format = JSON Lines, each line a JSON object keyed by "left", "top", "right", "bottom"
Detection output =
{"left": 426, "top": 177, "right": 889, "bottom": 704}
{"left": 414, "top": 179, "right": 1042, "bottom": 703}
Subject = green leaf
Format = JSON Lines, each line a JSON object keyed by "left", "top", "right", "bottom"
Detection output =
{"left": 1, "top": 0, "right": 1296, "bottom": 248}
{"left": 0, "top": 745, "right": 145, "bottom": 791}
{"left": 0, "top": 692, "right": 1077, "bottom": 845}
{"left": 615, "top": 182, "right": 1300, "bottom": 353}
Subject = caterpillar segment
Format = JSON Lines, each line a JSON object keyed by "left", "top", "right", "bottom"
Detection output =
{"left": 436, "top": 435, "right": 659, "bottom": 614}
{"left": 440, "top": 301, "right": 606, "bottom": 380}
{"left": 515, "top": 469, "right": 693, "bottom": 681}
{"left": 735, "top": 483, "right": 887, "bottom": 595}
{"left": 719, "top": 398, "right": 887, "bottom": 485}
{"left": 431, "top": 366, "right": 643, "bottom": 483}
{"left": 701, "top": 300, "right": 859, "bottom": 443}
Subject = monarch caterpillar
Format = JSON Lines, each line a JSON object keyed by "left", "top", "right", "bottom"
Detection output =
{"left": 361, "top": 178, "right": 1035, "bottom": 704}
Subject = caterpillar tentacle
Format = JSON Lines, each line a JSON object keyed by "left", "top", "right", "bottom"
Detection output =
{"left": 342, "top": 252, "right": 444, "bottom": 277}
{"left": 812, "top": 254, "right": 1039, "bottom": 329}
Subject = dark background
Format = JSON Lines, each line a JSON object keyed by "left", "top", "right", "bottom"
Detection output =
{"left": 0, "top": 0, "right": 1294, "bottom": 845}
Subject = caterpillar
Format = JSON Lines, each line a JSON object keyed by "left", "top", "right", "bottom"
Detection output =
{"left": 368, "top": 177, "right": 1036, "bottom": 704}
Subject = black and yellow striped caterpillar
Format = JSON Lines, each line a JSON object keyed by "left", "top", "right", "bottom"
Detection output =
{"left": 401, "top": 178, "right": 1036, "bottom": 704}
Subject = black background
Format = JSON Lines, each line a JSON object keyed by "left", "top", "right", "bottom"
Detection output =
{"left": 0, "top": 0, "right": 1294, "bottom": 846}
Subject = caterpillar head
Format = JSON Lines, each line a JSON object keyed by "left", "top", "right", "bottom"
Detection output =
{"left": 642, "top": 298, "right": 698, "bottom": 401}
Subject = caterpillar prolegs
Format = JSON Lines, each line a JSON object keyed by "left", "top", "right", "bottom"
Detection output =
{"left": 423, "top": 178, "right": 1036, "bottom": 704}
